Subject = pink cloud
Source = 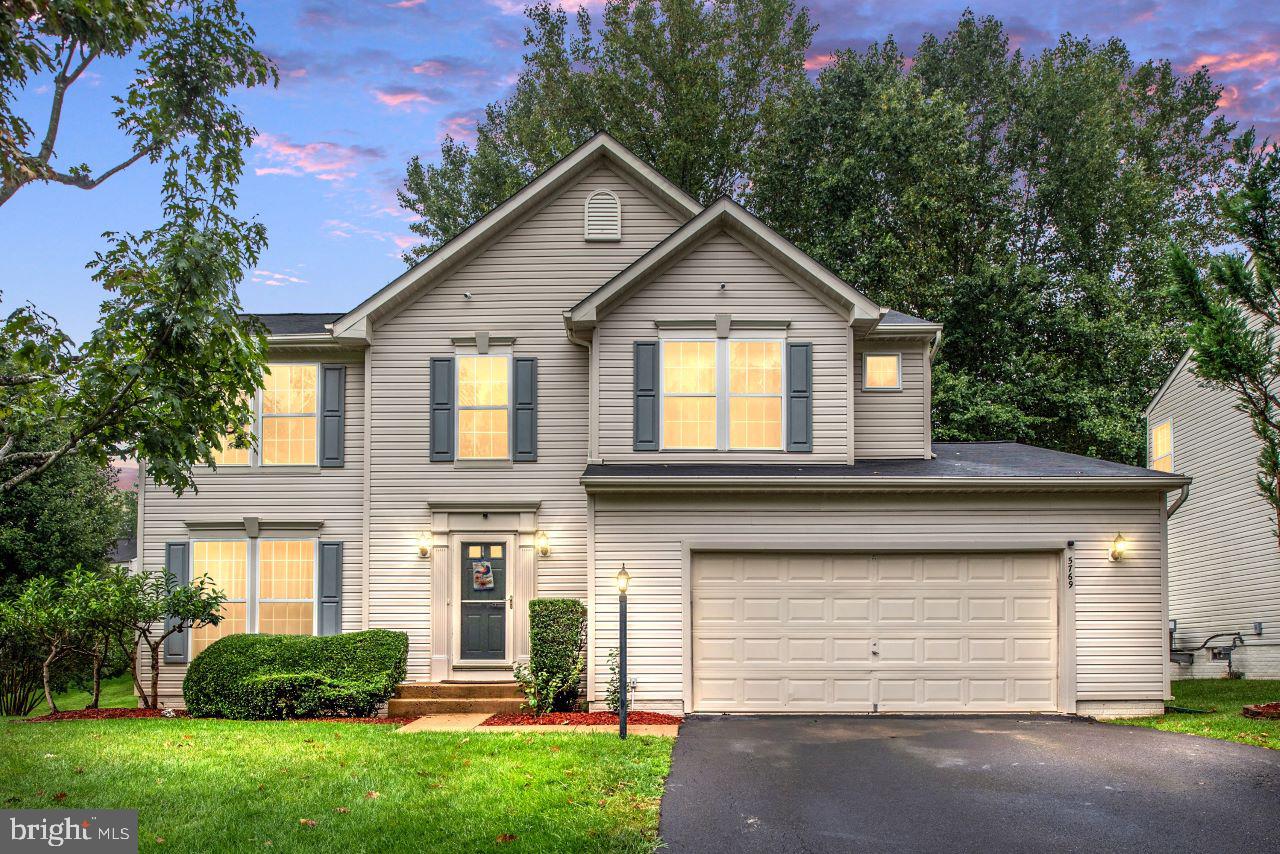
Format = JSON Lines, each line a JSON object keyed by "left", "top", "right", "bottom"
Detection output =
{"left": 253, "top": 133, "right": 385, "bottom": 182}
{"left": 373, "top": 85, "right": 449, "bottom": 110}
{"left": 324, "top": 219, "right": 418, "bottom": 255}
{"left": 439, "top": 112, "right": 480, "bottom": 144}
{"left": 1187, "top": 49, "right": 1280, "bottom": 74}
{"left": 488, "top": 0, "right": 604, "bottom": 13}
{"left": 388, "top": 0, "right": 425, "bottom": 6}
{"left": 804, "top": 53, "right": 836, "bottom": 72}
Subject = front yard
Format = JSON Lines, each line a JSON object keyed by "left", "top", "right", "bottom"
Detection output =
{"left": 1111, "top": 678, "right": 1280, "bottom": 750}
{"left": 0, "top": 716, "right": 673, "bottom": 853}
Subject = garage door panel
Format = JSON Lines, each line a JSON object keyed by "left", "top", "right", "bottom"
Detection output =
{"left": 691, "top": 551, "right": 1059, "bottom": 713}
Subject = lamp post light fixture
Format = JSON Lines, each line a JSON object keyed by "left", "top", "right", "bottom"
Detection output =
{"left": 616, "top": 564, "right": 631, "bottom": 740}
{"left": 417, "top": 531, "right": 432, "bottom": 559}
{"left": 534, "top": 530, "right": 550, "bottom": 557}
{"left": 1107, "top": 534, "right": 1128, "bottom": 563}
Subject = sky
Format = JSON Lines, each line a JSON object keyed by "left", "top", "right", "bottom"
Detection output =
{"left": 2, "top": 0, "right": 1278, "bottom": 341}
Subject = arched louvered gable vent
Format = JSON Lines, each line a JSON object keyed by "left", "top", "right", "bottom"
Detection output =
{"left": 584, "top": 189, "right": 622, "bottom": 241}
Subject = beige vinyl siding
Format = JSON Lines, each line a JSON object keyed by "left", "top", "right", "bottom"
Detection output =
{"left": 590, "top": 491, "right": 1167, "bottom": 711}
{"left": 366, "top": 163, "right": 685, "bottom": 680}
{"left": 1150, "top": 356, "right": 1280, "bottom": 670}
{"left": 854, "top": 337, "right": 929, "bottom": 459}
{"left": 595, "top": 230, "right": 852, "bottom": 462}
{"left": 139, "top": 349, "right": 367, "bottom": 707}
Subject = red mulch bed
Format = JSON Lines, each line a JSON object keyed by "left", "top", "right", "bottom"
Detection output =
{"left": 1243, "top": 702, "right": 1280, "bottom": 720}
{"left": 480, "top": 711, "right": 682, "bottom": 727}
{"left": 26, "top": 708, "right": 416, "bottom": 725}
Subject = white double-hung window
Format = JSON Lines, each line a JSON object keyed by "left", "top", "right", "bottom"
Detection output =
{"left": 210, "top": 362, "right": 320, "bottom": 467}
{"left": 660, "top": 337, "right": 785, "bottom": 451}
{"left": 456, "top": 354, "right": 511, "bottom": 460}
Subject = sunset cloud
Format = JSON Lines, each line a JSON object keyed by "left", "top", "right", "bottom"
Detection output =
{"left": 252, "top": 268, "right": 308, "bottom": 287}
{"left": 1187, "top": 49, "right": 1280, "bottom": 74}
{"left": 372, "top": 84, "right": 450, "bottom": 110}
{"left": 804, "top": 52, "right": 836, "bottom": 72}
{"left": 439, "top": 111, "right": 481, "bottom": 143}
{"left": 254, "top": 133, "right": 385, "bottom": 182}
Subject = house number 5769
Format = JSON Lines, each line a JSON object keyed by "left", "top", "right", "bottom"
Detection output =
{"left": 1067, "top": 555, "right": 1074, "bottom": 589}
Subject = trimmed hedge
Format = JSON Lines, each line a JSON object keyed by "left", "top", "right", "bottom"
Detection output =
{"left": 183, "top": 630, "right": 408, "bottom": 719}
{"left": 513, "top": 598, "right": 586, "bottom": 715}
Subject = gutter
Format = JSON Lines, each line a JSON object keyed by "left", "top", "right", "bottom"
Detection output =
{"left": 1165, "top": 482, "right": 1191, "bottom": 519}
{"left": 265, "top": 333, "right": 365, "bottom": 348}
{"left": 581, "top": 474, "right": 1193, "bottom": 494}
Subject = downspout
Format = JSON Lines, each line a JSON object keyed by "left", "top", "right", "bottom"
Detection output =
{"left": 1166, "top": 482, "right": 1190, "bottom": 519}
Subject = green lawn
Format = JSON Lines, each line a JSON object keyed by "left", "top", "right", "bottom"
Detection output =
{"left": 1111, "top": 678, "right": 1280, "bottom": 750}
{"left": 28, "top": 673, "right": 138, "bottom": 717}
{"left": 0, "top": 716, "right": 672, "bottom": 853}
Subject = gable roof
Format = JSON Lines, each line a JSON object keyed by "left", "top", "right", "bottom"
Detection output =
{"left": 566, "top": 197, "right": 885, "bottom": 330}
{"left": 330, "top": 133, "right": 703, "bottom": 341}
{"left": 1145, "top": 348, "right": 1194, "bottom": 418}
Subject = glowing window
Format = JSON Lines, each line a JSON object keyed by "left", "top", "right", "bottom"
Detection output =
{"left": 1150, "top": 420, "right": 1172, "bottom": 472}
{"left": 863, "top": 353, "right": 901, "bottom": 390}
{"left": 189, "top": 541, "right": 249, "bottom": 657}
{"left": 258, "top": 540, "right": 316, "bottom": 636}
{"left": 211, "top": 396, "right": 254, "bottom": 467}
{"left": 729, "top": 341, "right": 783, "bottom": 449}
{"left": 261, "top": 364, "right": 318, "bottom": 465}
{"left": 457, "top": 355, "right": 510, "bottom": 460}
{"left": 662, "top": 341, "right": 717, "bottom": 449}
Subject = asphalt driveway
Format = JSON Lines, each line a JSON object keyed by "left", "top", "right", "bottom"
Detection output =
{"left": 660, "top": 715, "right": 1280, "bottom": 853}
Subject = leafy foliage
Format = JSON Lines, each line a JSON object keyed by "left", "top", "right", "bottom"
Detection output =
{"left": 750, "top": 12, "right": 1235, "bottom": 463}
{"left": 0, "top": 0, "right": 276, "bottom": 494}
{"left": 513, "top": 598, "right": 586, "bottom": 715}
{"left": 182, "top": 630, "right": 409, "bottom": 719}
{"left": 397, "top": 0, "right": 813, "bottom": 262}
{"left": 1168, "top": 132, "right": 1280, "bottom": 539}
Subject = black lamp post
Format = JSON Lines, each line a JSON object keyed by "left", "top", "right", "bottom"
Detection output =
{"left": 616, "top": 564, "right": 631, "bottom": 740}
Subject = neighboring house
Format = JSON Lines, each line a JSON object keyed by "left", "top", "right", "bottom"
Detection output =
{"left": 109, "top": 537, "right": 138, "bottom": 572}
{"left": 140, "top": 133, "right": 1188, "bottom": 716}
{"left": 1147, "top": 350, "right": 1280, "bottom": 678}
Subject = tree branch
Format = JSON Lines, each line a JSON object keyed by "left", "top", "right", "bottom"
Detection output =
{"left": 44, "top": 144, "right": 158, "bottom": 192}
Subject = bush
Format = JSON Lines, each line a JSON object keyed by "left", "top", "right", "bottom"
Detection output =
{"left": 183, "top": 630, "right": 408, "bottom": 719}
{"left": 513, "top": 598, "right": 586, "bottom": 716}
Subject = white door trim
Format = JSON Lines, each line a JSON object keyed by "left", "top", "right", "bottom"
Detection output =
{"left": 450, "top": 532, "right": 517, "bottom": 670}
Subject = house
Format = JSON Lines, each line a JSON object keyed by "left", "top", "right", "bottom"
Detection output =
{"left": 1147, "top": 350, "right": 1280, "bottom": 678}
{"left": 139, "top": 133, "right": 1189, "bottom": 716}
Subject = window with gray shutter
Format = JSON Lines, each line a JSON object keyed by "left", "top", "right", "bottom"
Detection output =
{"left": 319, "top": 364, "right": 346, "bottom": 467}
{"left": 786, "top": 342, "right": 812, "bottom": 452}
{"left": 318, "top": 542, "right": 343, "bottom": 636}
{"left": 512, "top": 357, "right": 537, "bottom": 461}
{"left": 584, "top": 189, "right": 622, "bottom": 241}
{"left": 430, "top": 357, "right": 455, "bottom": 461}
{"left": 634, "top": 341, "right": 659, "bottom": 451}
{"left": 164, "top": 542, "right": 191, "bottom": 664}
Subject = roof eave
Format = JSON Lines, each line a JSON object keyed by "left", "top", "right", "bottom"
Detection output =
{"left": 580, "top": 474, "right": 1192, "bottom": 493}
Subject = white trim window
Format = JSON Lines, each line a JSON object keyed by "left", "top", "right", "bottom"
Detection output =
{"left": 862, "top": 352, "right": 902, "bottom": 391}
{"left": 211, "top": 362, "right": 320, "bottom": 467}
{"left": 188, "top": 538, "right": 318, "bottom": 657}
{"left": 660, "top": 337, "right": 786, "bottom": 451}
{"left": 457, "top": 354, "right": 511, "bottom": 460}
{"left": 1150, "top": 419, "right": 1173, "bottom": 472}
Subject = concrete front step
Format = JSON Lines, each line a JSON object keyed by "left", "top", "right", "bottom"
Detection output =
{"left": 388, "top": 697, "right": 525, "bottom": 717}
{"left": 394, "top": 681, "right": 524, "bottom": 700}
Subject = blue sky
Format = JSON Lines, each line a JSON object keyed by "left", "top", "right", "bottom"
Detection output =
{"left": 2, "top": 0, "right": 1277, "bottom": 340}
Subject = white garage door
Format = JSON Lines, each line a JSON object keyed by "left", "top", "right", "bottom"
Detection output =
{"left": 691, "top": 551, "right": 1059, "bottom": 713}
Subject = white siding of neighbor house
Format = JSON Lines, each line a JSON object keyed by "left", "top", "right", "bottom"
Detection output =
{"left": 1149, "top": 355, "right": 1280, "bottom": 677}
{"left": 139, "top": 349, "right": 368, "bottom": 707}
{"left": 365, "top": 162, "right": 686, "bottom": 680}
{"left": 590, "top": 491, "right": 1169, "bottom": 712}
{"left": 853, "top": 337, "right": 931, "bottom": 459}
{"left": 595, "top": 230, "right": 854, "bottom": 462}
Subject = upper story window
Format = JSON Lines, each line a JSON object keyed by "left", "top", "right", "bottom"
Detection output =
{"left": 188, "top": 538, "right": 317, "bottom": 657}
{"left": 457, "top": 354, "right": 510, "bottom": 460}
{"left": 660, "top": 338, "right": 785, "bottom": 451}
{"left": 584, "top": 189, "right": 622, "bottom": 241}
{"left": 1150, "top": 419, "right": 1172, "bottom": 472}
{"left": 210, "top": 363, "right": 320, "bottom": 467}
{"left": 862, "top": 353, "right": 902, "bottom": 391}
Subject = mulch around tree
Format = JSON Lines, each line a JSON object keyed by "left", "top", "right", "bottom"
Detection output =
{"left": 1242, "top": 702, "right": 1280, "bottom": 720}
{"left": 480, "top": 711, "right": 683, "bottom": 726}
{"left": 26, "top": 708, "right": 417, "bottom": 725}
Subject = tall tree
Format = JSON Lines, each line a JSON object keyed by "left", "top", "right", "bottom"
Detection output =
{"left": 0, "top": 0, "right": 276, "bottom": 493}
{"left": 398, "top": 0, "right": 813, "bottom": 263}
{"left": 1168, "top": 133, "right": 1280, "bottom": 539}
{"left": 750, "top": 12, "right": 1235, "bottom": 464}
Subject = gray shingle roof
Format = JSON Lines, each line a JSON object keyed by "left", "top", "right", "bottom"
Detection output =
{"left": 583, "top": 441, "right": 1181, "bottom": 481}
{"left": 880, "top": 309, "right": 937, "bottom": 326}
{"left": 241, "top": 313, "right": 344, "bottom": 335}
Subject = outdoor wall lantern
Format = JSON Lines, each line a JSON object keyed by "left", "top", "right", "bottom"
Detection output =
{"left": 417, "top": 531, "right": 432, "bottom": 559}
{"left": 534, "top": 530, "right": 550, "bottom": 557}
{"left": 1108, "top": 534, "right": 1128, "bottom": 562}
{"left": 616, "top": 564, "right": 631, "bottom": 740}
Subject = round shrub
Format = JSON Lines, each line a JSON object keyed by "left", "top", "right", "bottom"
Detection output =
{"left": 183, "top": 630, "right": 408, "bottom": 719}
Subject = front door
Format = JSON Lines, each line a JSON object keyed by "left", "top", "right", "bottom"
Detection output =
{"left": 460, "top": 542, "right": 507, "bottom": 660}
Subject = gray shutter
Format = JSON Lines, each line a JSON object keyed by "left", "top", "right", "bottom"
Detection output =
{"left": 634, "top": 341, "right": 659, "bottom": 451}
{"left": 786, "top": 342, "right": 813, "bottom": 453}
{"left": 319, "top": 364, "right": 346, "bottom": 468}
{"left": 163, "top": 542, "right": 190, "bottom": 664}
{"left": 429, "top": 357, "right": 454, "bottom": 462}
{"left": 513, "top": 357, "right": 538, "bottom": 462}
{"left": 318, "top": 541, "right": 343, "bottom": 636}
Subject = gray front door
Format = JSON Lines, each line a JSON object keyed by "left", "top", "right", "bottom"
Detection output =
{"left": 460, "top": 542, "right": 507, "bottom": 660}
